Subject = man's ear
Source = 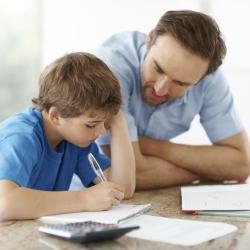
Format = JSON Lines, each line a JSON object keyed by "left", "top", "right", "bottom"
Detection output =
{"left": 48, "top": 107, "right": 60, "bottom": 125}
{"left": 146, "top": 31, "right": 154, "bottom": 50}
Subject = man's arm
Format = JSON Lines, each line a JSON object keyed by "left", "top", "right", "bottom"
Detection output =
{"left": 102, "top": 142, "right": 199, "bottom": 190}
{"left": 139, "top": 131, "right": 250, "bottom": 182}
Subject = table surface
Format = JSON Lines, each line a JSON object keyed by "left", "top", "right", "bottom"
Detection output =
{"left": 1, "top": 187, "right": 250, "bottom": 250}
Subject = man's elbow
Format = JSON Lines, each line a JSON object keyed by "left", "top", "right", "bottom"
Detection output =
{"left": 238, "top": 165, "right": 250, "bottom": 182}
{"left": 234, "top": 155, "right": 250, "bottom": 182}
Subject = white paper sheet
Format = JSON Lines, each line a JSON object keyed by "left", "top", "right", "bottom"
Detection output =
{"left": 122, "top": 215, "right": 237, "bottom": 246}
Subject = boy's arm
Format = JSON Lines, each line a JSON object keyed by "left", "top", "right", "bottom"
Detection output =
{"left": 139, "top": 131, "right": 250, "bottom": 182}
{"left": 103, "top": 112, "right": 135, "bottom": 198}
{"left": 0, "top": 180, "right": 124, "bottom": 221}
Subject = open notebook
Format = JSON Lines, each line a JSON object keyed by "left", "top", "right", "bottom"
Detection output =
{"left": 39, "top": 204, "right": 151, "bottom": 224}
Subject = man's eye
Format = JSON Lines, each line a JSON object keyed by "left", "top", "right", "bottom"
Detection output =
{"left": 175, "top": 81, "right": 187, "bottom": 87}
{"left": 176, "top": 82, "right": 185, "bottom": 86}
{"left": 86, "top": 124, "right": 96, "bottom": 129}
{"left": 154, "top": 65, "right": 164, "bottom": 74}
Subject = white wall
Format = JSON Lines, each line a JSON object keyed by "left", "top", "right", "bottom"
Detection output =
{"left": 42, "top": 0, "right": 202, "bottom": 63}
{"left": 42, "top": 0, "right": 250, "bottom": 145}
{"left": 0, "top": 0, "right": 41, "bottom": 121}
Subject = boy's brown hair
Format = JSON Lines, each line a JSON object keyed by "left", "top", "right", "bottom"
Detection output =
{"left": 32, "top": 52, "right": 121, "bottom": 118}
{"left": 150, "top": 10, "right": 226, "bottom": 75}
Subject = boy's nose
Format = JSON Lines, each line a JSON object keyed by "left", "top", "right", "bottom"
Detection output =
{"left": 154, "top": 76, "right": 170, "bottom": 97}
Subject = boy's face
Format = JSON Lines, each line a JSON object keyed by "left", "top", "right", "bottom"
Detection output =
{"left": 55, "top": 111, "right": 108, "bottom": 148}
{"left": 140, "top": 34, "right": 209, "bottom": 106}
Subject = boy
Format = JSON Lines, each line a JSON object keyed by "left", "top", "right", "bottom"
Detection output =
{"left": 0, "top": 52, "right": 135, "bottom": 221}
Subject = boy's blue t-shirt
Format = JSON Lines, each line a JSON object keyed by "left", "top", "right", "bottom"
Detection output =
{"left": 0, "top": 107, "right": 111, "bottom": 191}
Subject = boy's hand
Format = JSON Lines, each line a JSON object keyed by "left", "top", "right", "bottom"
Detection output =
{"left": 82, "top": 182, "right": 125, "bottom": 211}
{"left": 109, "top": 111, "right": 126, "bottom": 133}
{"left": 104, "top": 118, "right": 112, "bottom": 130}
{"left": 105, "top": 111, "right": 125, "bottom": 130}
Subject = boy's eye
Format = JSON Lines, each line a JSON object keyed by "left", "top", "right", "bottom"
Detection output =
{"left": 86, "top": 124, "right": 96, "bottom": 129}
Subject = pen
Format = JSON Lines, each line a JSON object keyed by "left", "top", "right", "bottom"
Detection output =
{"left": 88, "top": 153, "right": 107, "bottom": 182}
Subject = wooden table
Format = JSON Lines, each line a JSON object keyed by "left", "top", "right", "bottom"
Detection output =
{"left": 1, "top": 187, "right": 250, "bottom": 250}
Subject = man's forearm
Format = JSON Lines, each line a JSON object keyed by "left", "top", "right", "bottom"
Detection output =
{"left": 135, "top": 152, "right": 198, "bottom": 190}
{"left": 139, "top": 136, "right": 250, "bottom": 181}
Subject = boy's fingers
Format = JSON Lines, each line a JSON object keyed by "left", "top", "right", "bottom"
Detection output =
{"left": 111, "top": 183, "right": 125, "bottom": 193}
{"left": 104, "top": 119, "right": 112, "bottom": 129}
{"left": 112, "top": 198, "right": 121, "bottom": 206}
{"left": 114, "top": 190, "right": 124, "bottom": 201}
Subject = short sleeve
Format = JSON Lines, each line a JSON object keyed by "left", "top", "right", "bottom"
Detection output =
{"left": 200, "top": 68, "right": 243, "bottom": 142}
{"left": 0, "top": 134, "right": 40, "bottom": 186}
{"left": 96, "top": 38, "right": 139, "bottom": 145}
{"left": 75, "top": 143, "right": 111, "bottom": 187}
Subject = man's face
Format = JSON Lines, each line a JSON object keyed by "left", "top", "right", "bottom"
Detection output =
{"left": 56, "top": 111, "right": 109, "bottom": 148}
{"left": 140, "top": 34, "right": 209, "bottom": 106}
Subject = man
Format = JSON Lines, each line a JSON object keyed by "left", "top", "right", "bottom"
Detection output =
{"left": 96, "top": 10, "right": 250, "bottom": 189}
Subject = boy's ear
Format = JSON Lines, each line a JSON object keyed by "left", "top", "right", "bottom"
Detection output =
{"left": 48, "top": 107, "right": 60, "bottom": 125}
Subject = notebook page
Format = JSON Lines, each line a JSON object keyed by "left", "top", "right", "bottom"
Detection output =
{"left": 39, "top": 204, "right": 151, "bottom": 224}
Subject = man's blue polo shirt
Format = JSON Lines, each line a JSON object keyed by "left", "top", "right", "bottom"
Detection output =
{"left": 96, "top": 31, "right": 243, "bottom": 145}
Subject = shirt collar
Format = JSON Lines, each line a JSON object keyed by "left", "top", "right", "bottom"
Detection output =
{"left": 175, "top": 92, "right": 188, "bottom": 105}
{"left": 158, "top": 92, "right": 188, "bottom": 109}
{"left": 140, "top": 43, "right": 146, "bottom": 66}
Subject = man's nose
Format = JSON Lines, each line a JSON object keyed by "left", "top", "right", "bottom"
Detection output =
{"left": 154, "top": 76, "right": 170, "bottom": 96}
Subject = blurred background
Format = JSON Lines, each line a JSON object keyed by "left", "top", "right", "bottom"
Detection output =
{"left": 1, "top": 0, "right": 249, "bottom": 145}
